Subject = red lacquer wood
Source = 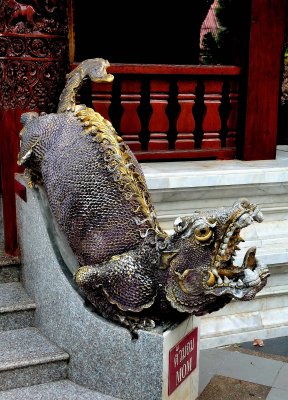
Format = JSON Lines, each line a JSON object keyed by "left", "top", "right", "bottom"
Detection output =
{"left": 107, "top": 64, "right": 241, "bottom": 76}
{"left": 85, "top": 63, "right": 241, "bottom": 161}
{"left": 175, "top": 80, "right": 197, "bottom": 150}
{"left": 202, "top": 80, "right": 222, "bottom": 149}
{"left": 0, "top": 109, "right": 22, "bottom": 255}
{"left": 91, "top": 82, "right": 113, "bottom": 121}
{"left": 120, "top": 79, "right": 142, "bottom": 151}
{"left": 226, "top": 79, "right": 239, "bottom": 148}
{"left": 15, "top": 180, "right": 27, "bottom": 203}
{"left": 0, "top": 1, "right": 69, "bottom": 255}
{"left": 244, "top": 0, "right": 286, "bottom": 160}
{"left": 148, "top": 80, "right": 170, "bottom": 151}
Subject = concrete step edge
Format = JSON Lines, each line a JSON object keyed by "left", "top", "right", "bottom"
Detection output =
{"left": 0, "top": 247, "right": 20, "bottom": 267}
{"left": 256, "top": 285, "right": 288, "bottom": 298}
{"left": 0, "top": 282, "right": 36, "bottom": 312}
{"left": 0, "top": 303, "right": 36, "bottom": 313}
{"left": 0, "top": 327, "right": 69, "bottom": 372}
{"left": 0, "top": 379, "right": 120, "bottom": 399}
{"left": 0, "top": 353, "right": 69, "bottom": 372}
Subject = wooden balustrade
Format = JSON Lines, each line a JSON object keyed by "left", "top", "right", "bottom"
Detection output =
{"left": 88, "top": 64, "right": 241, "bottom": 161}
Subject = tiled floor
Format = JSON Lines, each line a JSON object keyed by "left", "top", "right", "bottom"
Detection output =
{"left": 199, "top": 346, "right": 288, "bottom": 399}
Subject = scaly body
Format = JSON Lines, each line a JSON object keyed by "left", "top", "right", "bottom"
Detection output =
{"left": 18, "top": 58, "right": 269, "bottom": 332}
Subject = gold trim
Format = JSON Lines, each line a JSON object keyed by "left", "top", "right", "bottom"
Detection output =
{"left": 75, "top": 107, "right": 166, "bottom": 239}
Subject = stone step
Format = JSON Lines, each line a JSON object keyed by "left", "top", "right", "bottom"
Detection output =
{"left": 0, "top": 327, "right": 69, "bottom": 391}
{"left": 0, "top": 282, "right": 36, "bottom": 330}
{"left": 0, "top": 379, "right": 120, "bottom": 399}
{"left": 0, "top": 245, "right": 20, "bottom": 283}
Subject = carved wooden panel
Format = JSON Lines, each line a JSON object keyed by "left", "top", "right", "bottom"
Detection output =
{"left": 0, "top": 0, "right": 69, "bottom": 255}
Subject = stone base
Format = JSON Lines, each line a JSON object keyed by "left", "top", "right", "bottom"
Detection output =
{"left": 16, "top": 175, "right": 199, "bottom": 400}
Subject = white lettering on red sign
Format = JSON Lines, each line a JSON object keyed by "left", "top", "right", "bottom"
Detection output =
{"left": 168, "top": 327, "right": 198, "bottom": 396}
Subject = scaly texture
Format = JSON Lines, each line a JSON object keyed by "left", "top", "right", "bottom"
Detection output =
{"left": 18, "top": 58, "right": 269, "bottom": 332}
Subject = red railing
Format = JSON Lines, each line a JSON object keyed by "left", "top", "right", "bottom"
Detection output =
{"left": 87, "top": 64, "right": 241, "bottom": 161}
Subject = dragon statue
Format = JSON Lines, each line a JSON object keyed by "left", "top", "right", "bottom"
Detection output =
{"left": 18, "top": 58, "right": 269, "bottom": 332}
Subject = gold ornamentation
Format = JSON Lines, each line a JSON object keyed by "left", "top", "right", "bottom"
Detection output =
{"left": 206, "top": 271, "right": 216, "bottom": 287}
{"left": 175, "top": 269, "right": 194, "bottom": 294}
{"left": 74, "top": 106, "right": 166, "bottom": 239}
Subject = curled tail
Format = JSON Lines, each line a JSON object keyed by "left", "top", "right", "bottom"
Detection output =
{"left": 57, "top": 58, "right": 114, "bottom": 113}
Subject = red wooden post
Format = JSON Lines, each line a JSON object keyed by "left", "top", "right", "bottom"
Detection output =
{"left": 148, "top": 79, "right": 170, "bottom": 151}
{"left": 226, "top": 79, "right": 239, "bottom": 148}
{"left": 175, "top": 80, "right": 197, "bottom": 150}
{"left": 91, "top": 82, "right": 113, "bottom": 121}
{"left": 120, "top": 79, "right": 142, "bottom": 151}
{"left": 244, "top": 0, "right": 286, "bottom": 160}
{"left": 202, "top": 80, "right": 222, "bottom": 149}
{"left": 0, "top": 1, "right": 69, "bottom": 255}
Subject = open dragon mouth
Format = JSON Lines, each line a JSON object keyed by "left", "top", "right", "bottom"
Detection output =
{"left": 205, "top": 203, "right": 270, "bottom": 296}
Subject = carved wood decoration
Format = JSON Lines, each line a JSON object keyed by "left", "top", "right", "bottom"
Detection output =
{"left": 0, "top": 0, "right": 69, "bottom": 255}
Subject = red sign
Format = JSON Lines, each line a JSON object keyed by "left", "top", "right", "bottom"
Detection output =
{"left": 168, "top": 327, "right": 198, "bottom": 396}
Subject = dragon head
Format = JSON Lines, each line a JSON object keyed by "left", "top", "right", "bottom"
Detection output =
{"left": 164, "top": 199, "right": 269, "bottom": 315}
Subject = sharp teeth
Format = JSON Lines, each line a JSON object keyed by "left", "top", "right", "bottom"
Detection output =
{"left": 243, "top": 269, "right": 261, "bottom": 286}
{"left": 236, "top": 279, "right": 244, "bottom": 288}
{"left": 217, "top": 277, "right": 223, "bottom": 285}
{"left": 224, "top": 276, "right": 230, "bottom": 284}
{"left": 212, "top": 268, "right": 220, "bottom": 278}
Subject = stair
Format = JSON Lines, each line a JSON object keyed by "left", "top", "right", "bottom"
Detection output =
{"left": 0, "top": 243, "right": 69, "bottom": 391}
{"left": 0, "top": 327, "right": 69, "bottom": 391}
{"left": 0, "top": 245, "right": 20, "bottom": 283}
{"left": 0, "top": 380, "right": 118, "bottom": 399}
{"left": 0, "top": 201, "right": 119, "bottom": 398}
{"left": 0, "top": 282, "right": 35, "bottom": 331}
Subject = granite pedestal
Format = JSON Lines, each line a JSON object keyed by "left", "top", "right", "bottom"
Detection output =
{"left": 16, "top": 175, "right": 199, "bottom": 400}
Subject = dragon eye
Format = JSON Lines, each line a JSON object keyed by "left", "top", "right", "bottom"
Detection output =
{"left": 195, "top": 225, "right": 213, "bottom": 242}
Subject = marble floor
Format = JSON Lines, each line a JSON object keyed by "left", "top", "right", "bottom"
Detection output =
{"left": 142, "top": 145, "right": 288, "bottom": 190}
